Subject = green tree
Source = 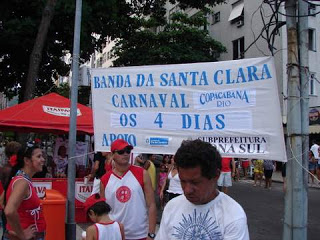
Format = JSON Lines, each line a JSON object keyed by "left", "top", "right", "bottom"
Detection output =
{"left": 113, "top": 11, "right": 226, "bottom": 66}
{"left": 0, "top": 0, "right": 137, "bottom": 101}
{"left": 0, "top": 0, "right": 225, "bottom": 101}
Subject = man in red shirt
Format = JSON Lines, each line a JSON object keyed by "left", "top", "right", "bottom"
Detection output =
{"left": 217, "top": 157, "right": 235, "bottom": 194}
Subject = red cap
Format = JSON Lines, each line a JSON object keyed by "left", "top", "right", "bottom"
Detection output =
{"left": 83, "top": 194, "right": 106, "bottom": 216}
{"left": 111, "top": 139, "right": 133, "bottom": 152}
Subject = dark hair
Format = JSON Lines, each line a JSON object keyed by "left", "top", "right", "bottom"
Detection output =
{"left": 162, "top": 155, "right": 171, "bottom": 164}
{"left": 4, "top": 141, "right": 21, "bottom": 158}
{"left": 310, "top": 151, "right": 315, "bottom": 157}
{"left": 174, "top": 139, "right": 222, "bottom": 179}
{"left": 58, "top": 145, "right": 67, "bottom": 156}
{"left": 94, "top": 152, "right": 106, "bottom": 179}
{"left": 88, "top": 194, "right": 111, "bottom": 217}
{"left": 4, "top": 145, "right": 40, "bottom": 190}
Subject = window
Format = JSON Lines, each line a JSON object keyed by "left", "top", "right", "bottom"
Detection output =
{"left": 309, "top": 73, "right": 317, "bottom": 95}
{"left": 308, "top": 3, "right": 316, "bottom": 16}
{"left": 309, "top": 28, "right": 316, "bottom": 51}
{"left": 233, "top": 37, "right": 245, "bottom": 60}
{"left": 97, "top": 57, "right": 103, "bottom": 67}
{"left": 228, "top": 1, "right": 244, "bottom": 23}
{"left": 212, "top": 12, "right": 220, "bottom": 24}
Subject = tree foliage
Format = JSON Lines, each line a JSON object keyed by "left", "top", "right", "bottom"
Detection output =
{"left": 0, "top": 0, "right": 136, "bottom": 100}
{"left": 0, "top": 0, "right": 225, "bottom": 100}
{"left": 113, "top": 12, "right": 226, "bottom": 66}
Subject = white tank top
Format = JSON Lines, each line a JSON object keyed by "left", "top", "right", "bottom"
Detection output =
{"left": 95, "top": 221, "right": 122, "bottom": 240}
{"left": 167, "top": 170, "right": 183, "bottom": 194}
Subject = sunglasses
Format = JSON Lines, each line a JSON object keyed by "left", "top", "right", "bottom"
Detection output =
{"left": 115, "top": 148, "right": 132, "bottom": 155}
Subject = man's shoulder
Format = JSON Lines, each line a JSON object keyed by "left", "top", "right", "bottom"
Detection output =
{"left": 215, "top": 192, "right": 247, "bottom": 220}
{"left": 164, "top": 195, "right": 186, "bottom": 209}
{"left": 129, "top": 164, "right": 145, "bottom": 174}
{"left": 100, "top": 170, "right": 113, "bottom": 183}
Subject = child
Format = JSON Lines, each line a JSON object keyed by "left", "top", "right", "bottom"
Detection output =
{"left": 83, "top": 193, "right": 125, "bottom": 240}
{"left": 54, "top": 145, "right": 68, "bottom": 178}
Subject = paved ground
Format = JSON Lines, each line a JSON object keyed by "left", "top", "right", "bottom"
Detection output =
{"left": 229, "top": 179, "right": 320, "bottom": 240}
{"left": 2, "top": 170, "right": 318, "bottom": 239}
{"left": 76, "top": 171, "right": 320, "bottom": 240}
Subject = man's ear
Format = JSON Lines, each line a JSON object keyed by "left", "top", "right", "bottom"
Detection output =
{"left": 214, "top": 169, "right": 221, "bottom": 180}
{"left": 88, "top": 209, "right": 95, "bottom": 218}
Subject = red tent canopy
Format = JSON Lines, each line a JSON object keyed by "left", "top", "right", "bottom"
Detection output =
{"left": 0, "top": 93, "right": 93, "bottom": 135}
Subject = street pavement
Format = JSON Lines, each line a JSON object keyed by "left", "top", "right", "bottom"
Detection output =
{"left": 74, "top": 171, "right": 320, "bottom": 240}
{"left": 229, "top": 179, "right": 320, "bottom": 240}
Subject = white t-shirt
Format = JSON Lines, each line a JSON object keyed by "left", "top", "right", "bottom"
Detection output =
{"left": 310, "top": 144, "right": 319, "bottom": 163}
{"left": 156, "top": 192, "right": 249, "bottom": 240}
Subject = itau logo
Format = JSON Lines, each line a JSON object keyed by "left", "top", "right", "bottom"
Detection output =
{"left": 43, "top": 105, "right": 82, "bottom": 117}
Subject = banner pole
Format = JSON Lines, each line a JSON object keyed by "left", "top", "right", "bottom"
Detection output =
{"left": 66, "top": 0, "right": 82, "bottom": 239}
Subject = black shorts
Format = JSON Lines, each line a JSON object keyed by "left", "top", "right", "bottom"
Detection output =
{"left": 264, "top": 169, "right": 273, "bottom": 178}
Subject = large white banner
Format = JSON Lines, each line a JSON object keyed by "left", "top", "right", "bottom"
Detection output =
{"left": 91, "top": 57, "right": 287, "bottom": 162}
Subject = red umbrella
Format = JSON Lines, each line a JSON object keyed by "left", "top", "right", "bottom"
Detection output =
{"left": 0, "top": 93, "right": 93, "bottom": 135}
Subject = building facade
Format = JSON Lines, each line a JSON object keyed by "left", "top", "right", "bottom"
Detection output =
{"left": 164, "top": 0, "right": 320, "bottom": 135}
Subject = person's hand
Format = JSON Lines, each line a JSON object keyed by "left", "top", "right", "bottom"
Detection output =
{"left": 85, "top": 174, "right": 92, "bottom": 180}
{"left": 135, "top": 156, "right": 144, "bottom": 165}
{"left": 143, "top": 160, "right": 150, "bottom": 170}
{"left": 8, "top": 224, "right": 37, "bottom": 240}
{"left": 23, "top": 224, "right": 37, "bottom": 240}
{"left": 232, "top": 172, "right": 235, "bottom": 178}
{"left": 159, "top": 190, "right": 164, "bottom": 200}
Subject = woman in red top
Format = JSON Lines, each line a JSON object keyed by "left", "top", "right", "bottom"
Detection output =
{"left": 4, "top": 145, "right": 46, "bottom": 240}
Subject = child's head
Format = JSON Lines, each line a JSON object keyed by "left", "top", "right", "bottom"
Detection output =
{"left": 84, "top": 193, "right": 111, "bottom": 222}
{"left": 58, "top": 146, "right": 67, "bottom": 158}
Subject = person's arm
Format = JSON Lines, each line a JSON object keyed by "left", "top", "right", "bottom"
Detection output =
{"left": 223, "top": 218, "right": 249, "bottom": 240}
{"left": 86, "top": 160, "right": 99, "bottom": 180}
{"left": 119, "top": 222, "right": 125, "bottom": 240}
{"left": 143, "top": 170, "right": 157, "bottom": 239}
{"left": 159, "top": 174, "right": 169, "bottom": 200}
{"left": 143, "top": 160, "right": 151, "bottom": 170}
{"left": 0, "top": 191, "right": 4, "bottom": 208}
{"left": 231, "top": 158, "right": 236, "bottom": 177}
{"left": 86, "top": 225, "right": 97, "bottom": 240}
{"left": 135, "top": 155, "right": 144, "bottom": 166}
{"left": 4, "top": 179, "right": 36, "bottom": 240}
{"left": 99, "top": 180, "right": 105, "bottom": 198}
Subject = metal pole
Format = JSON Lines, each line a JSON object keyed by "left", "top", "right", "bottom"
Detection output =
{"left": 283, "top": 0, "right": 306, "bottom": 239}
{"left": 297, "top": 0, "right": 309, "bottom": 239}
{"left": 66, "top": 0, "right": 82, "bottom": 239}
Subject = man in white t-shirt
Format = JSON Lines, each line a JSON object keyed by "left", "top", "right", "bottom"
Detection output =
{"left": 311, "top": 140, "right": 320, "bottom": 181}
{"left": 310, "top": 140, "right": 319, "bottom": 161}
{"left": 156, "top": 139, "right": 249, "bottom": 240}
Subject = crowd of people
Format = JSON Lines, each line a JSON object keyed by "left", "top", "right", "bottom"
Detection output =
{"left": 1, "top": 137, "right": 320, "bottom": 239}
{"left": 81, "top": 139, "right": 249, "bottom": 240}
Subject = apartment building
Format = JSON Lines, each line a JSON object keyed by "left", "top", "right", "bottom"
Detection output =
{"left": 164, "top": 0, "right": 320, "bottom": 135}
